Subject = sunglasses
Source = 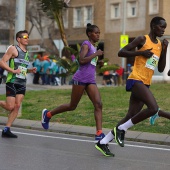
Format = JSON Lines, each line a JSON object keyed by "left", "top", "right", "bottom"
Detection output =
{"left": 19, "top": 35, "right": 29, "bottom": 39}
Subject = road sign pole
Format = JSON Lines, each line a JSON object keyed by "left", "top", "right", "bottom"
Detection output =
{"left": 121, "top": 0, "right": 127, "bottom": 68}
{"left": 15, "top": 0, "right": 26, "bottom": 117}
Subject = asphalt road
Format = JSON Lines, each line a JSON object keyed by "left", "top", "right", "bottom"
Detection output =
{"left": 0, "top": 126, "right": 170, "bottom": 170}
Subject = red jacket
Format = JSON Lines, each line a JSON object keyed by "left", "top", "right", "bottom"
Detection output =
{"left": 116, "top": 67, "right": 123, "bottom": 76}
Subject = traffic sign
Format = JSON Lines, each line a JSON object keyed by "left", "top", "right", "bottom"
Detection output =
{"left": 120, "top": 35, "right": 129, "bottom": 48}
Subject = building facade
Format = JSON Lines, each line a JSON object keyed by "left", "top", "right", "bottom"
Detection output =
{"left": 0, "top": 0, "right": 170, "bottom": 81}
{"left": 105, "top": 0, "right": 170, "bottom": 81}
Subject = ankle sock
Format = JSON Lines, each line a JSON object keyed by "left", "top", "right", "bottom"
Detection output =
{"left": 3, "top": 127, "right": 9, "bottom": 132}
{"left": 100, "top": 131, "right": 114, "bottom": 144}
{"left": 96, "top": 130, "right": 102, "bottom": 136}
{"left": 118, "top": 119, "right": 134, "bottom": 131}
{"left": 47, "top": 112, "right": 52, "bottom": 118}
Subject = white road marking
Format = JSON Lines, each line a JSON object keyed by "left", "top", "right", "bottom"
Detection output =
{"left": 4, "top": 130, "right": 170, "bottom": 152}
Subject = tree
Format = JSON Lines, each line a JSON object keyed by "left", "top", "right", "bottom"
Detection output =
{"left": 27, "top": 1, "right": 50, "bottom": 46}
{"left": 37, "top": 0, "right": 69, "bottom": 46}
{"left": 27, "top": 0, "right": 58, "bottom": 55}
{"left": 0, "top": 0, "right": 16, "bottom": 44}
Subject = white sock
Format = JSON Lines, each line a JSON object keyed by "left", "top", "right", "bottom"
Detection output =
{"left": 118, "top": 119, "right": 134, "bottom": 131}
{"left": 100, "top": 131, "right": 114, "bottom": 144}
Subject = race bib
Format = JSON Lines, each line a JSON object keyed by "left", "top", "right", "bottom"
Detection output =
{"left": 145, "top": 54, "right": 159, "bottom": 70}
{"left": 91, "top": 56, "right": 98, "bottom": 66}
{"left": 16, "top": 66, "right": 27, "bottom": 79}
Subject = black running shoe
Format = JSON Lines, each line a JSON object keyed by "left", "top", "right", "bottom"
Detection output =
{"left": 113, "top": 127, "right": 125, "bottom": 147}
{"left": 95, "top": 141, "right": 114, "bottom": 157}
{"left": 1, "top": 129, "right": 18, "bottom": 138}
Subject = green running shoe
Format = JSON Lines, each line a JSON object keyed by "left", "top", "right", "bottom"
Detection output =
{"left": 113, "top": 127, "right": 125, "bottom": 147}
{"left": 95, "top": 141, "right": 114, "bottom": 157}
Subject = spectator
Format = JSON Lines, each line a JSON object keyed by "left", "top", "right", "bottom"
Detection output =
{"left": 59, "top": 66, "right": 67, "bottom": 85}
{"left": 32, "top": 54, "right": 42, "bottom": 84}
{"left": 115, "top": 65, "right": 124, "bottom": 86}
{"left": 102, "top": 62, "right": 111, "bottom": 85}
{"left": 40, "top": 57, "right": 50, "bottom": 85}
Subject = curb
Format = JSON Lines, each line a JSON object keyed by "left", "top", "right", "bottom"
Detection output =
{"left": 0, "top": 116, "right": 170, "bottom": 146}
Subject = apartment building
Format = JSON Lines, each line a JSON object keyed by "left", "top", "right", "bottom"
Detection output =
{"left": 105, "top": 0, "right": 170, "bottom": 81}
{"left": 0, "top": 0, "right": 170, "bottom": 81}
{"left": 0, "top": 0, "right": 15, "bottom": 57}
{"left": 105, "top": 0, "right": 170, "bottom": 64}
{"left": 24, "top": 0, "right": 106, "bottom": 59}
{"left": 62, "top": 0, "right": 106, "bottom": 54}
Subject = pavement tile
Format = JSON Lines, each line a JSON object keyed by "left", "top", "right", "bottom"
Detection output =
{"left": 136, "top": 132, "right": 169, "bottom": 142}
{"left": 59, "top": 124, "right": 95, "bottom": 135}
{"left": 15, "top": 120, "right": 40, "bottom": 128}
{"left": 30, "top": 121, "right": 42, "bottom": 129}
{"left": 164, "top": 136, "right": 170, "bottom": 143}
{"left": 126, "top": 130, "right": 142, "bottom": 139}
{"left": 50, "top": 123, "right": 73, "bottom": 132}
{"left": 0, "top": 116, "right": 7, "bottom": 124}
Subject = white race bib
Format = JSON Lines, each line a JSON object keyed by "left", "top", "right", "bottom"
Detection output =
{"left": 91, "top": 56, "right": 98, "bottom": 66}
{"left": 145, "top": 54, "right": 159, "bottom": 70}
{"left": 16, "top": 66, "right": 27, "bottom": 79}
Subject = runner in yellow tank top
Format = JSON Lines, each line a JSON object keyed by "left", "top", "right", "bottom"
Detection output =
{"left": 95, "top": 17, "right": 170, "bottom": 153}
{"left": 128, "top": 34, "right": 162, "bottom": 85}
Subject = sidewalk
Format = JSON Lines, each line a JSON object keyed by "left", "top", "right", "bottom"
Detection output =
{"left": 0, "top": 116, "right": 170, "bottom": 146}
{"left": 0, "top": 84, "right": 170, "bottom": 145}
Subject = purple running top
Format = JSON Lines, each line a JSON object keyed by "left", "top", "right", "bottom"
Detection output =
{"left": 73, "top": 40, "right": 98, "bottom": 83}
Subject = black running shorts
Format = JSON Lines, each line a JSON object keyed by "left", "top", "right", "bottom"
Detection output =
{"left": 6, "top": 82, "right": 26, "bottom": 97}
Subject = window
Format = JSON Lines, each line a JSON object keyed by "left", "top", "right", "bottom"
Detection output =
{"left": 149, "top": 0, "right": 159, "bottom": 14}
{"left": 73, "top": 7, "right": 82, "bottom": 27}
{"left": 84, "top": 6, "right": 93, "bottom": 26}
{"left": 0, "top": 29, "right": 9, "bottom": 45}
{"left": 127, "top": 1, "right": 137, "bottom": 17}
{"left": 73, "top": 6, "right": 93, "bottom": 28}
{"left": 63, "top": 9, "right": 68, "bottom": 28}
{"left": 0, "top": 6, "right": 8, "bottom": 20}
{"left": 111, "top": 3, "right": 120, "bottom": 19}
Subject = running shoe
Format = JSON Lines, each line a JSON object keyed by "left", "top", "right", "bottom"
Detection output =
{"left": 95, "top": 141, "right": 114, "bottom": 157}
{"left": 95, "top": 133, "right": 105, "bottom": 140}
{"left": 1, "top": 128, "right": 18, "bottom": 138}
{"left": 150, "top": 113, "right": 159, "bottom": 125}
{"left": 113, "top": 127, "right": 125, "bottom": 147}
{"left": 41, "top": 109, "right": 51, "bottom": 129}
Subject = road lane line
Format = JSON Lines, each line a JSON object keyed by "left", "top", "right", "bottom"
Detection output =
{"left": 8, "top": 130, "right": 170, "bottom": 152}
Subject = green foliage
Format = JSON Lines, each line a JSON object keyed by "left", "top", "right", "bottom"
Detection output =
{"left": 102, "top": 58, "right": 109, "bottom": 63}
{"left": 64, "top": 44, "right": 80, "bottom": 61}
{"left": 96, "top": 57, "right": 120, "bottom": 74}
{"left": 38, "top": 0, "right": 68, "bottom": 46}
{"left": 99, "top": 64, "right": 119, "bottom": 73}
{"left": 57, "top": 58, "right": 79, "bottom": 77}
{"left": 57, "top": 44, "right": 80, "bottom": 76}
{"left": 37, "top": 0, "right": 64, "bottom": 16}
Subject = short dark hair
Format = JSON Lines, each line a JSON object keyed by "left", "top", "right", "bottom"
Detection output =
{"left": 86, "top": 23, "right": 98, "bottom": 36}
{"left": 16, "top": 30, "right": 28, "bottom": 41}
{"left": 150, "top": 16, "right": 166, "bottom": 29}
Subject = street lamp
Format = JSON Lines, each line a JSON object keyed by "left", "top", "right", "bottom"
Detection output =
{"left": 121, "top": 0, "right": 126, "bottom": 68}
{"left": 14, "top": 0, "right": 26, "bottom": 44}
{"left": 14, "top": 0, "right": 26, "bottom": 116}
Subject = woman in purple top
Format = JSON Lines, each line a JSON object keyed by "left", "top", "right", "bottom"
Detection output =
{"left": 41, "top": 24, "right": 113, "bottom": 155}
